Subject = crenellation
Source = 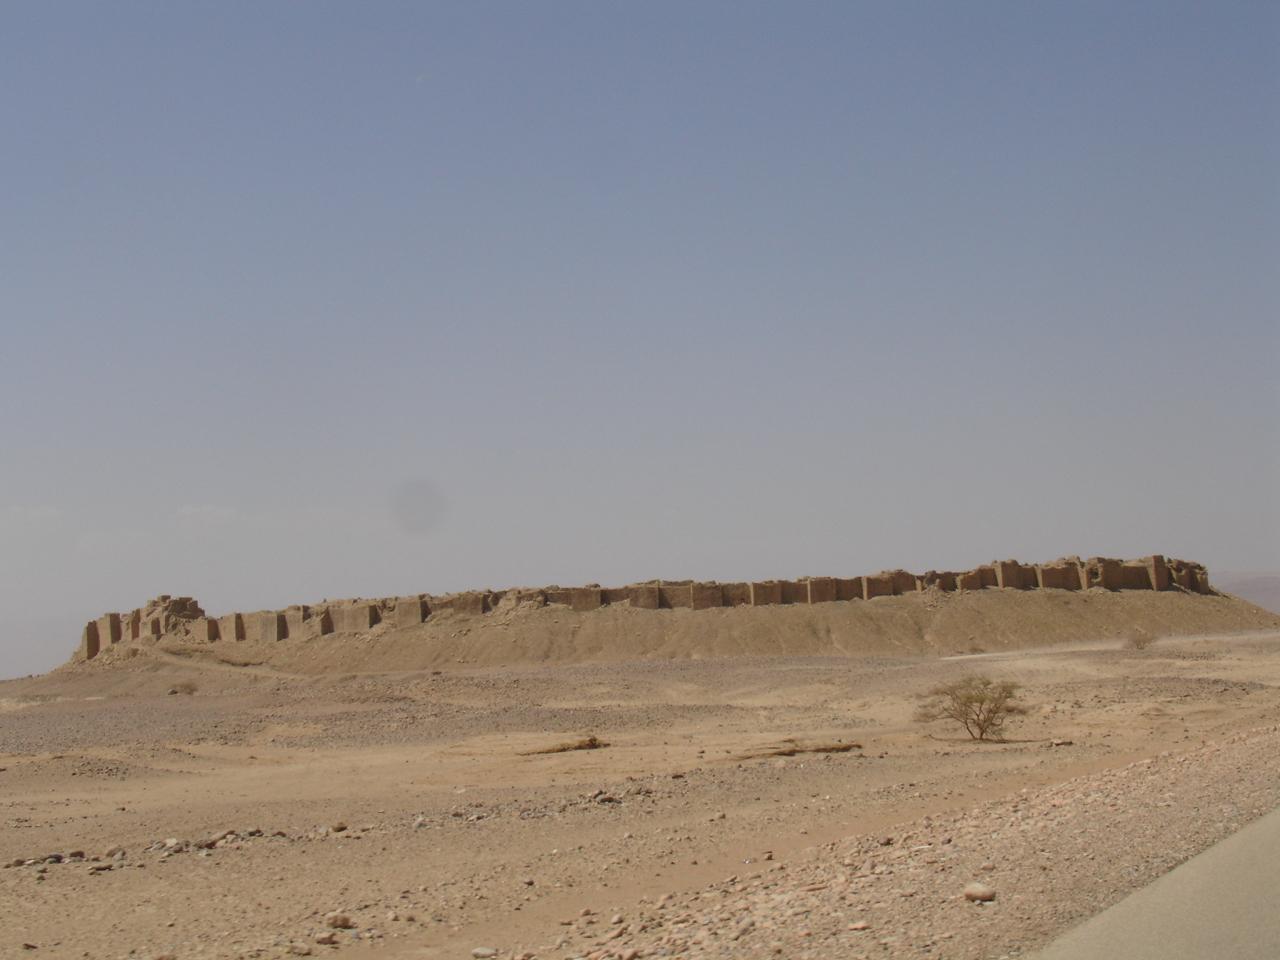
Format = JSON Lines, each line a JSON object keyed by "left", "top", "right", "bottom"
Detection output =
{"left": 71, "top": 554, "right": 1218, "bottom": 660}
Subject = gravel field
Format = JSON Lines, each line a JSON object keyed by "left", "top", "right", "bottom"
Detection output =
{"left": 3, "top": 615, "right": 1279, "bottom": 960}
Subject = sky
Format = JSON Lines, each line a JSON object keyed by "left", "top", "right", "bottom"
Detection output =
{"left": 1, "top": 1, "right": 1277, "bottom": 678}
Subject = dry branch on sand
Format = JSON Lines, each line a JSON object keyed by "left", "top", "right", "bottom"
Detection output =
{"left": 736, "top": 739, "right": 863, "bottom": 760}
{"left": 915, "top": 675, "right": 1028, "bottom": 741}
{"left": 519, "top": 735, "right": 609, "bottom": 756}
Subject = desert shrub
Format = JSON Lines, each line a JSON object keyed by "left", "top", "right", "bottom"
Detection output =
{"left": 168, "top": 680, "right": 198, "bottom": 695}
{"left": 1125, "top": 627, "right": 1156, "bottom": 651}
{"left": 915, "top": 675, "right": 1028, "bottom": 741}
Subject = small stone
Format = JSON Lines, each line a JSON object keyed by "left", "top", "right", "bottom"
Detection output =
{"left": 963, "top": 882, "right": 996, "bottom": 902}
{"left": 330, "top": 822, "right": 347, "bottom": 833}
{"left": 471, "top": 949, "right": 498, "bottom": 959}
{"left": 325, "top": 914, "right": 356, "bottom": 929}
{"left": 848, "top": 921, "right": 870, "bottom": 931}
{"left": 314, "top": 932, "right": 338, "bottom": 945}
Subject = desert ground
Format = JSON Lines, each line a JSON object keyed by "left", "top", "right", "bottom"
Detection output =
{"left": 3, "top": 591, "right": 1280, "bottom": 960}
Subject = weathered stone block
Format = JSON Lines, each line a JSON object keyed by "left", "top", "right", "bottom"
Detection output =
{"left": 395, "top": 597, "right": 427, "bottom": 627}
{"left": 750, "top": 581, "right": 782, "bottom": 605}
{"left": 808, "top": 577, "right": 837, "bottom": 603}
{"left": 835, "top": 577, "right": 862, "bottom": 601}
{"left": 863, "top": 575, "right": 893, "bottom": 600}
{"left": 80, "top": 621, "right": 100, "bottom": 661}
{"left": 1089, "top": 558, "right": 1123, "bottom": 590}
{"left": 217, "top": 613, "right": 245, "bottom": 642}
{"left": 568, "top": 587, "right": 603, "bottom": 612}
{"left": 1118, "top": 563, "right": 1153, "bottom": 590}
{"left": 144, "top": 617, "right": 162, "bottom": 638}
{"left": 779, "top": 580, "right": 809, "bottom": 604}
{"left": 920, "top": 571, "right": 957, "bottom": 591}
{"left": 888, "top": 570, "right": 918, "bottom": 594}
{"left": 956, "top": 569, "right": 984, "bottom": 590}
{"left": 284, "top": 605, "right": 311, "bottom": 636}
{"left": 434, "top": 592, "right": 486, "bottom": 616}
{"left": 1147, "top": 555, "right": 1170, "bottom": 591}
{"left": 192, "top": 618, "right": 219, "bottom": 643}
{"left": 97, "top": 613, "right": 122, "bottom": 646}
{"left": 338, "top": 603, "right": 381, "bottom": 630}
{"left": 995, "top": 561, "right": 1034, "bottom": 590}
{"left": 659, "top": 581, "right": 693, "bottom": 609}
{"left": 1190, "top": 563, "right": 1212, "bottom": 594}
{"left": 1035, "top": 564, "right": 1081, "bottom": 590}
{"left": 509, "top": 589, "right": 547, "bottom": 607}
{"left": 626, "top": 584, "right": 661, "bottom": 609}
{"left": 260, "top": 612, "right": 287, "bottom": 642}
{"left": 690, "top": 582, "right": 724, "bottom": 610}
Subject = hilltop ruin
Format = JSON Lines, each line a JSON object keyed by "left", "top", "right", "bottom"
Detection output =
{"left": 74, "top": 554, "right": 1212, "bottom": 662}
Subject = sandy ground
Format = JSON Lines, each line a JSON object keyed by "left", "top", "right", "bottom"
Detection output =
{"left": 3, "top": 594, "right": 1280, "bottom": 960}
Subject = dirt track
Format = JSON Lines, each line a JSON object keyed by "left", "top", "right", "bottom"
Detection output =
{"left": 3, "top": 595, "right": 1280, "bottom": 960}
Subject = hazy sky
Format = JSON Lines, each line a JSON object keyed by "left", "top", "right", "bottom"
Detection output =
{"left": 2, "top": 2, "right": 1277, "bottom": 678}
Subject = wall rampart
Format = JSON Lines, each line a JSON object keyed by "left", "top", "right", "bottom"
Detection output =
{"left": 73, "top": 555, "right": 1217, "bottom": 660}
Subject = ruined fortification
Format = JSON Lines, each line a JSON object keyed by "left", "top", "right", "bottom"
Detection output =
{"left": 74, "top": 555, "right": 1214, "bottom": 662}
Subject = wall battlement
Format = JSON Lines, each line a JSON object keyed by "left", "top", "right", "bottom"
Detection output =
{"left": 74, "top": 554, "right": 1214, "bottom": 662}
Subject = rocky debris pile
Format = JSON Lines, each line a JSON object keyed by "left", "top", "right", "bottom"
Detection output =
{"left": 407, "top": 780, "right": 666, "bottom": 830}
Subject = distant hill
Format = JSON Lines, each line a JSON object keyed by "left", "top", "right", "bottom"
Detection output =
{"left": 1215, "top": 574, "right": 1280, "bottom": 615}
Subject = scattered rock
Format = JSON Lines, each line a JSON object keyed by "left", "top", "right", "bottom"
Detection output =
{"left": 471, "top": 949, "right": 498, "bottom": 959}
{"left": 963, "top": 882, "right": 997, "bottom": 902}
{"left": 325, "top": 914, "right": 355, "bottom": 929}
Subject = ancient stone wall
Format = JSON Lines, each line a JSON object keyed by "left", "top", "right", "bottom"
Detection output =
{"left": 73, "top": 554, "right": 1215, "bottom": 660}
